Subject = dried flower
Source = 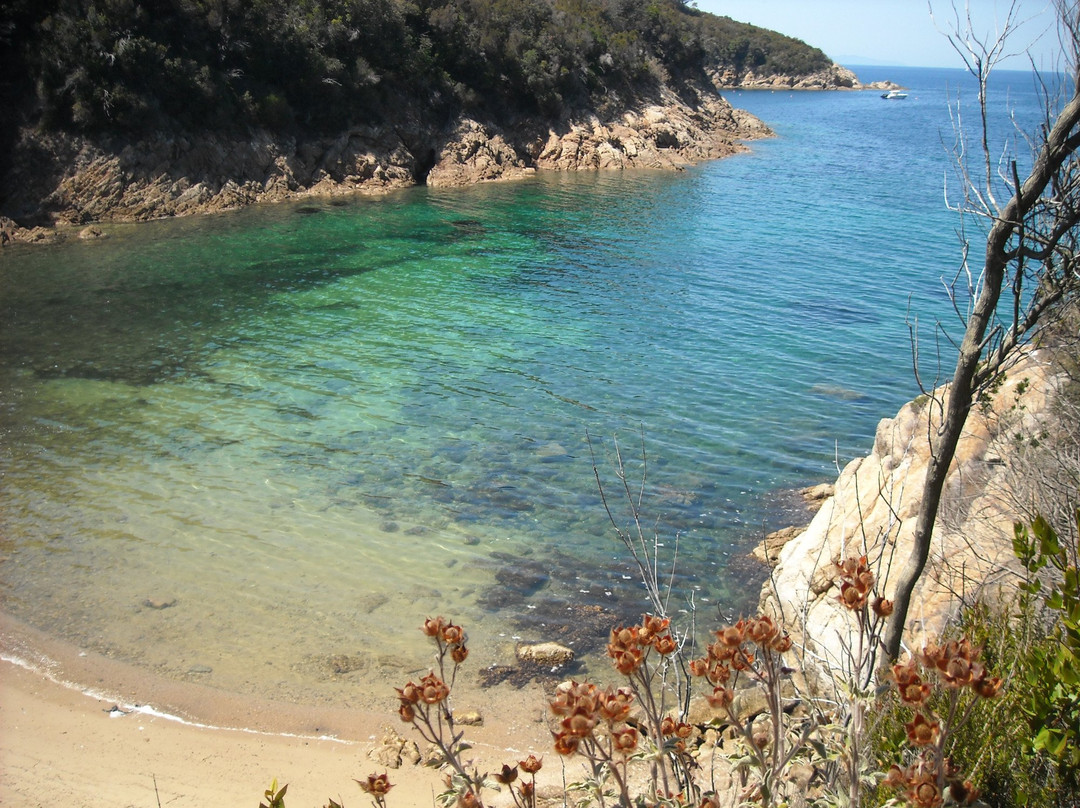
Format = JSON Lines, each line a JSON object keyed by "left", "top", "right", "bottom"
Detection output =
{"left": 836, "top": 556, "right": 875, "bottom": 611}
{"left": 442, "top": 622, "right": 465, "bottom": 645}
{"left": 611, "top": 647, "right": 644, "bottom": 675}
{"left": 561, "top": 710, "right": 597, "bottom": 738}
{"left": 553, "top": 731, "right": 580, "bottom": 756}
{"left": 419, "top": 672, "right": 450, "bottom": 704}
{"left": 653, "top": 634, "right": 678, "bottom": 655}
{"left": 746, "top": 615, "right": 780, "bottom": 646}
{"left": 519, "top": 754, "right": 543, "bottom": 774}
{"left": 717, "top": 623, "right": 745, "bottom": 648}
{"left": 707, "top": 686, "right": 734, "bottom": 710}
{"left": 730, "top": 648, "right": 755, "bottom": 671}
{"left": 609, "top": 626, "right": 638, "bottom": 651}
{"left": 550, "top": 681, "right": 598, "bottom": 717}
{"left": 422, "top": 616, "right": 448, "bottom": 637}
{"left": 973, "top": 674, "right": 1003, "bottom": 699}
{"left": 949, "top": 779, "right": 980, "bottom": 805}
{"left": 892, "top": 662, "right": 931, "bottom": 706}
{"left": 751, "top": 728, "right": 770, "bottom": 749}
{"left": 708, "top": 661, "right": 732, "bottom": 684}
{"left": 839, "top": 583, "right": 863, "bottom": 610}
{"left": 612, "top": 726, "right": 639, "bottom": 755}
{"left": 873, "top": 597, "right": 894, "bottom": 617}
{"left": 909, "top": 776, "right": 943, "bottom": 808}
{"left": 494, "top": 763, "right": 518, "bottom": 785}
{"left": 882, "top": 764, "right": 905, "bottom": 789}
{"left": 597, "top": 688, "right": 633, "bottom": 723}
{"left": 639, "top": 614, "right": 670, "bottom": 642}
{"left": 905, "top": 712, "right": 940, "bottom": 747}
{"left": 357, "top": 773, "right": 393, "bottom": 796}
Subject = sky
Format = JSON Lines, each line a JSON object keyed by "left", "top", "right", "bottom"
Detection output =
{"left": 692, "top": 1, "right": 1067, "bottom": 70}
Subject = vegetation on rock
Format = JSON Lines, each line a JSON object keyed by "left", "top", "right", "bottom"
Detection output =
{"left": 1, "top": 0, "right": 829, "bottom": 140}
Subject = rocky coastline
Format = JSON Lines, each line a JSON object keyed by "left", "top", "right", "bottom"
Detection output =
{"left": 712, "top": 63, "right": 900, "bottom": 92}
{"left": 1, "top": 59, "right": 895, "bottom": 247}
{"left": 754, "top": 349, "right": 1062, "bottom": 672}
{"left": 0, "top": 81, "right": 772, "bottom": 246}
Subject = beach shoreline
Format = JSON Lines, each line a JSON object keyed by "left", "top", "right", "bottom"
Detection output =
{"left": 0, "top": 610, "right": 562, "bottom": 807}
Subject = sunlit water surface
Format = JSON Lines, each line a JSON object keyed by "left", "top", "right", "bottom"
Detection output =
{"left": 0, "top": 66, "right": 1055, "bottom": 714}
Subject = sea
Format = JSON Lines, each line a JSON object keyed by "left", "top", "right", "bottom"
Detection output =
{"left": 0, "top": 66, "right": 1061, "bottom": 718}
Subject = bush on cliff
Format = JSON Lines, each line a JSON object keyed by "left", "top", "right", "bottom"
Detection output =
{"left": 0, "top": 0, "right": 830, "bottom": 140}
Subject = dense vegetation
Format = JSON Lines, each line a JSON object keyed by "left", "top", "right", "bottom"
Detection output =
{"left": 0, "top": 0, "right": 831, "bottom": 139}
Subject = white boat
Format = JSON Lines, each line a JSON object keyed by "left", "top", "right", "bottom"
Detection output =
{"left": 881, "top": 89, "right": 908, "bottom": 100}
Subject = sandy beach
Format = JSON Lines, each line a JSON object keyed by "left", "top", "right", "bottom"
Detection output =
{"left": 0, "top": 613, "right": 564, "bottom": 808}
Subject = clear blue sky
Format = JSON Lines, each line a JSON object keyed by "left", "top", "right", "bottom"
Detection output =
{"left": 692, "top": 1, "right": 1065, "bottom": 70}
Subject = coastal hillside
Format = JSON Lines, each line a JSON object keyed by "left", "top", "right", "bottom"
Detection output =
{"left": 0, "top": 0, "right": 849, "bottom": 237}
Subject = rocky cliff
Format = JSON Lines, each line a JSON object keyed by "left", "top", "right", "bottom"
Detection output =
{"left": 758, "top": 349, "right": 1064, "bottom": 671}
{"left": 0, "top": 84, "right": 770, "bottom": 245}
{"left": 712, "top": 63, "right": 898, "bottom": 92}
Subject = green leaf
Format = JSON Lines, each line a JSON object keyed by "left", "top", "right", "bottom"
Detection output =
{"left": 1032, "top": 515, "right": 1061, "bottom": 560}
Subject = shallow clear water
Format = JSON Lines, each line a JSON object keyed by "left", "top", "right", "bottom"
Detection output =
{"left": 0, "top": 66, "right": 1056, "bottom": 711}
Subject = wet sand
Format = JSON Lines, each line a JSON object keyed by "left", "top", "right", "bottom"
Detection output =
{"left": 0, "top": 613, "right": 562, "bottom": 807}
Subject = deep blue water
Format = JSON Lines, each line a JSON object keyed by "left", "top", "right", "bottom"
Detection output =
{"left": 0, "top": 65, "right": 1058, "bottom": 704}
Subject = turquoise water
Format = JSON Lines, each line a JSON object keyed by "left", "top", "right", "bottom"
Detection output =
{"left": 0, "top": 66, "right": 1056, "bottom": 709}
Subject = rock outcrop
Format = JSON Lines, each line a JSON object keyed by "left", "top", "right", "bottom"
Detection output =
{"left": 530, "top": 86, "right": 772, "bottom": 172}
{"left": 711, "top": 63, "right": 900, "bottom": 92}
{"left": 759, "top": 349, "right": 1063, "bottom": 669}
{"left": 0, "top": 83, "right": 770, "bottom": 244}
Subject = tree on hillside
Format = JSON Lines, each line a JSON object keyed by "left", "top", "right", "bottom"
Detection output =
{"left": 884, "top": 0, "right": 1080, "bottom": 659}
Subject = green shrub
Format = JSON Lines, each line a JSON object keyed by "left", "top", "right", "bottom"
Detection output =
{"left": 10, "top": 0, "right": 833, "bottom": 139}
{"left": 869, "top": 512, "right": 1080, "bottom": 808}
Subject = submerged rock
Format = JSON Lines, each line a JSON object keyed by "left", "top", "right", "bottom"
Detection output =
{"left": 516, "top": 641, "right": 575, "bottom": 667}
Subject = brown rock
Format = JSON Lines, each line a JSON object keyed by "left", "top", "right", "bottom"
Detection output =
{"left": 367, "top": 728, "right": 421, "bottom": 769}
{"left": 800, "top": 483, "right": 835, "bottom": 506}
{"left": 753, "top": 525, "right": 804, "bottom": 566}
{"left": 516, "top": 642, "right": 574, "bottom": 667}
{"left": 455, "top": 709, "right": 484, "bottom": 726}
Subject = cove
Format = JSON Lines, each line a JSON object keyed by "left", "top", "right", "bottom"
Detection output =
{"left": 0, "top": 66, "right": 1049, "bottom": 712}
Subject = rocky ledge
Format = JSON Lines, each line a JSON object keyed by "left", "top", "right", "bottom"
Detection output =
{"left": 756, "top": 349, "right": 1063, "bottom": 675}
{"left": 712, "top": 63, "right": 900, "bottom": 92}
{"left": 0, "top": 83, "right": 770, "bottom": 246}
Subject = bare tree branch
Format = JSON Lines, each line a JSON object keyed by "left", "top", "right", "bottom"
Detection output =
{"left": 885, "top": 2, "right": 1080, "bottom": 659}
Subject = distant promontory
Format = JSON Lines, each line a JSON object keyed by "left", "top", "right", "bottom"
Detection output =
{"left": 0, "top": 0, "right": 873, "bottom": 243}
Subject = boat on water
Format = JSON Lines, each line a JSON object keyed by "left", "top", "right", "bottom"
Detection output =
{"left": 881, "top": 89, "right": 909, "bottom": 100}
